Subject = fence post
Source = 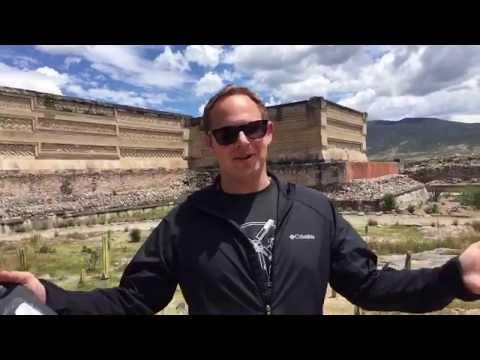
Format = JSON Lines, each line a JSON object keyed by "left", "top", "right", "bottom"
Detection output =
{"left": 101, "top": 236, "right": 110, "bottom": 280}
{"left": 404, "top": 252, "right": 411, "bottom": 270}
{"left": 16, "top": 247, "right": 28, "bottom": 271}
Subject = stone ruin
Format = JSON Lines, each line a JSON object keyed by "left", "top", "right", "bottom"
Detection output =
{"left": 0, "top": 85, "right": 403, "bottom": 229}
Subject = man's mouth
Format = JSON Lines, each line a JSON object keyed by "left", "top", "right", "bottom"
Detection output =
{"left": 233, "top": 154, "right": 255, "bottom": 161}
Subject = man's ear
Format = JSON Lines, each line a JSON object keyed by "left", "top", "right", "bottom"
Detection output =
{"left": 265, "top": 120, "right": 274, "bottom": 145}
{"left": 267, "top": 120, "right": 273, "bottom": 135}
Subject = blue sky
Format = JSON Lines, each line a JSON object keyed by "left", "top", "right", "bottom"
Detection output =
{"left": 0, "top": 45, "right": 479, "bottom": 122}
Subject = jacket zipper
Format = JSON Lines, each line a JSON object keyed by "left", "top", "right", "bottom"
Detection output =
{"left": 266, "top": 201, "right": 293, "bottom": 315}
{"left": 194, "top": 183, "right": 294, "bottom": 315}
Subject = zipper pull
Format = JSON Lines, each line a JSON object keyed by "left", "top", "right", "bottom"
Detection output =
{"left": 265, "top": 304, "right": 272, "bottom": 315}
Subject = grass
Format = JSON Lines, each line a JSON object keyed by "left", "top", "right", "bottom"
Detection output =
{"left": 0, "top": 230, "right": 144, "bottom": 291}
{"left": 356, "top": 224, "right": 424, "bottom": 242}
{"left": 367, "top": 233, "right": 480, "bottom": 255}
{"left": 107, "top": 207, "right": 172, "bottom": 224}
{"left": 354, "top": 222, "right": 480, "bottom": 255}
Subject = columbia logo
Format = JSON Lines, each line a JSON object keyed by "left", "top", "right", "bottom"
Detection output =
{"left": 289, "top": 234, "right": 315, "bottom": 240}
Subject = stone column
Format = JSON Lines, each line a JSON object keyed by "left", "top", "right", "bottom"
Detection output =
{"left": 362, "top": 112, "right": 368, "bottom": 154}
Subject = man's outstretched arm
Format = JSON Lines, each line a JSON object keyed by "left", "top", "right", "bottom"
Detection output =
{"left": 1, "top": 218, "right": 179, "bottom": 315}
{"left": 329, "top": 204, "right": 480, "bottom": 313}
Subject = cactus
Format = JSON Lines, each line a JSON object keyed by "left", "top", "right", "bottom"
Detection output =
{"left": 404, "top": 252, "right": 412, "bottom": 270}
{"left": 79, "top": 268, "right": 86, "bottom": 286}
{"left": 101, "top": 236, "right": 110, "bottom": 280}
{"left": 16, "top": 247, "right": 28, "bottom": 271}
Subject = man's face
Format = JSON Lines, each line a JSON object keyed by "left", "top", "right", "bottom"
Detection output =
{"left": 205, "top": 94, "right": 273, "bottom": 180}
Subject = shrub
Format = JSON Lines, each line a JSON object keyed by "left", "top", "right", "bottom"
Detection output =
{"left": 129, "top": 228, "right": 142, "bottom": 243}
{"left": 38, "top": 245, "right": 56, "bottom": 254}
{"left": 460, "top": 187, "right": 480, "bottom": 209}
{"left": 367, "top": 219, "right": 378, "bottom": 226}
{"left": 407, "top": 204, "right": 416, "bottom": 214}
{"left": 15, "top": 224, "right": 32, "bottom": 233}
{"left": 471, "top": 221, "right": 480, "bottom": 233}
{"left": 60, "top": 177, "right": 73, "bottom": 195}
{"left": 382, "top": 193, "right": 397, "bottom": 211}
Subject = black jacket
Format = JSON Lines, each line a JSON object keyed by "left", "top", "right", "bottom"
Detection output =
{"left": 41, "top": 174, "right": 479, "bottom": 315}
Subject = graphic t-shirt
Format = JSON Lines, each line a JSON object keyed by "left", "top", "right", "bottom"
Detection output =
{"left": 218, "top": 182, "right": 278, "bottom": 280}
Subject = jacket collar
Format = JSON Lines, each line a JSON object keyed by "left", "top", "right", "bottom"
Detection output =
{"left": 189, "top": 170, "right": 295, "bottom": 222}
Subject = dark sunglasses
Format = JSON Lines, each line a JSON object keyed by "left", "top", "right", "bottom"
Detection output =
{"left": 209, "top": 120, "right": 269, "bottom": 146}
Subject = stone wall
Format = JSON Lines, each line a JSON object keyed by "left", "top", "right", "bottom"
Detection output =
{"left": 345, "top": 161, "right": 400, "bottom": 182}
{"left": 0, "top": 87, "right": 189, "bottom": 171}
{"left": 268, "top": 160, "right": 398, "bottom": 188}
{"left": 0, "top": 168, "right": 186, "bottom": 199}
{"left": 185, "top": 97, "right": 368, "bottom": 169}
{"left": 403, "top": 156, "right": 480, "bottom": 183}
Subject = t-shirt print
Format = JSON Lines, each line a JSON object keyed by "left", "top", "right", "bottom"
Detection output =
{"left": 240, "top": 219, "right": 276, "bottom": 279}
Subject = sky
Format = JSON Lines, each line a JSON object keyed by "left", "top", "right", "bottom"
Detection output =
{"left": 0, "top": 45, "right": 479, "bottom": 122}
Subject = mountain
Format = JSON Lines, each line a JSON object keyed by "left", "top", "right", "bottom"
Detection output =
{"left": 367, "top": 117, "right": 480, "bottom": 160}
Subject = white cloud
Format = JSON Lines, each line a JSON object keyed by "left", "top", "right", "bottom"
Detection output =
{"left": 195, "top": 72, "right": 224, "bottom": 97}
{"left": 449, "top": 114, "right": 480, "bottom": 123}
{"left": 220, "top": 69, "right": 241, "bottom": 83}
{"left": 265, "top": 96, "right": 281, "bottom": 106}
{"left": 65, "top": 84, "right": 170, "bottom": 109}
{"left": 35, "top": 45, "right": 192, "bottom": 90}
{"left": 342, "top": 81, "right": 480, "bottom": 122}
{"left": 0, "top": 62, "right": 70, "bottom": 95}
{"left": 4, "top": 45, "right": 479, "bottom": 122}
{"left": 225, "top": 45, "right": 315, "bottom": 71}
{"left": 153, "top": 46, "right": 190, "bottom": 72}
{"left": 64, "top": 56, "right": 81, "bottom": 69}
{"left": 220, "top": 45, "right": 480, "bottom": 122}
{"left": 198, "top": 101, "right": 207, "bottom": 116}
{"left": 267, "top": 75, "right": 332, "bottom": 102}
{"left": 339, "top": 89, "right": 376, "bottom": 110}
{"left": 185, "top": 45, "right": 223, "bottom": 68}
{"left": 12, "top": 56, "right": 39, "bottom": 69}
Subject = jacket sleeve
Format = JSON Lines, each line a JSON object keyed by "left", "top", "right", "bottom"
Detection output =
{"left": 328, "top": 203, "right": 480, "bottom": 313}
{"left": 40, "top": 216, "right": 179, "bottom": 315}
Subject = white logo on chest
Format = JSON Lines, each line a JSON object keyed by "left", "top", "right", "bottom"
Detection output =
{"left": 289, "top": 233, "right": 315, "bottom": 240}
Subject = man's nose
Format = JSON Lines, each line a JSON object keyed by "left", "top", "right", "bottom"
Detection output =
{"left": 236, "top": 130, "right": 250, "bottom": 145}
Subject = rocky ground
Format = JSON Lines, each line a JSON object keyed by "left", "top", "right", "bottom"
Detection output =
{"left": 0, "top": 170, "right": 214, "bottom": 221}
{"left": 323, "top": 174, "right": 425, "bottom": 202}
{"left": 402, "top": 155, "right": 480, "bottom": 184}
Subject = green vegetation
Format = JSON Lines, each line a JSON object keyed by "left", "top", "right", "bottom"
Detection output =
{"left": 129, "top": 228, "right": 142, "bottom": 243}
{"left": 368, "top": 234, "right": 480, "bottom": 255}
{"left": 459, "top": 187, "right": 480, "bottom": 209}
{"left": 382, "top": 193, "right": 397, "bottom": 211}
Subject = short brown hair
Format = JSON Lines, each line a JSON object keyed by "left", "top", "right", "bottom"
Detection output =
{"left": 201, "top": 84, "right": 268, "bottom": 131}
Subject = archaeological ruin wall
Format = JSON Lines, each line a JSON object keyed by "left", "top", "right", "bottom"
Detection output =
{"left": 0, "top": 86, "right": 188, "bottom": 171}
{"left": 185, "top": 97, "right": 368, "bottom": 169}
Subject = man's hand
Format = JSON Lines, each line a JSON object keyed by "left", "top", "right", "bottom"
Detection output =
{"left": 0, "top": 270, "right": 46, "bottom": 304}
{"left": 459, "top": 242, "right": 480, "bottom": 294}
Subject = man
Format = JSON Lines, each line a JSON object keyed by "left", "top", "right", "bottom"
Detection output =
{"left": 1, "top": 85, "right": 480, "bottom": 315}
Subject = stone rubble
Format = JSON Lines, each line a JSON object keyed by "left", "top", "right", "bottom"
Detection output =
{"left": 322, "top": 174, "right": 425, "bottom": 202}
{"left": 0, "top": 170, "right": 215, "bottom": 221}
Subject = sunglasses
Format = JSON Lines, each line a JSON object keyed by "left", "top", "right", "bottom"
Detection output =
{"left": 209, "top": 120, "right": 269, "bottom": 146}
